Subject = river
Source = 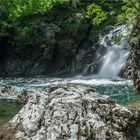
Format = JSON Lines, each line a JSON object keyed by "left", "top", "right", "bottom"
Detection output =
{"left": 0, "top": 75, "right": 139, "bottom": 125}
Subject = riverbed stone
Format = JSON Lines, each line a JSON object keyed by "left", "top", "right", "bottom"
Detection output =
{"left": 0, "top": 86, "right": 31, "bottom": 104}
{"left": 0, "top": 85, "right": 17, "bottom": 100}
{"left": 0, "top": 84, "right": 140, "bottom": 140}
{"left": 17, "top": 90, "right": 30, "bottom": 104}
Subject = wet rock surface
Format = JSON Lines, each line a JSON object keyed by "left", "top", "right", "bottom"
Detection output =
{"left": 0, "top": 86, "right": 30, "bottom": 104}
{"left": 0, "top": 84, "right": 140, "bottom": 140}
{"left": 0, "top": 85, "right": 17, "bottom": 100}
{"left": 122, "top": 23, "right": 140, "bottom": 92}
{"left": 123, "top": 51, "right": 140, "bottom": 92}
{"left": 17, "top": 90, "right": 30, "bottom": 104}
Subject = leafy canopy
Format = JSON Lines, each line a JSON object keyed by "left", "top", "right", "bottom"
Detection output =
{"left": 117, "top": 0, "right": 140, "bottom": 24}
{"left": 0, "top": 0, "right": 68, "bottom": 22}
{"left": 86, "top": 3, "right": 108, "bottom": 26}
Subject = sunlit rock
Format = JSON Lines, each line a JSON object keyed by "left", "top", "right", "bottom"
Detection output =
{"left": 0, "top": 84, "right": 140, "bottom": 140}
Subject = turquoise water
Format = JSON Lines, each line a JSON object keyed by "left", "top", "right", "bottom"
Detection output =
{"left": 93, "top": 84, "right": 135, "bottom": 105}
{"left": 0, "top": 76, "right": 138, "bottom": 125}
{"left": 0, "top": 99, "right": 22, "bottom": 125}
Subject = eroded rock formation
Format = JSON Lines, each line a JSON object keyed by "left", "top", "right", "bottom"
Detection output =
{"left": 122, "top": 22, "right": 140, "bottom": 92}
{"left": 0, "top": 84, "right": 140, "bottom": 140}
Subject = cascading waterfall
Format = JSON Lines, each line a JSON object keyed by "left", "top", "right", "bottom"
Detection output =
{"left": 98, "top": 25, "right": 130, "bottom": 78}
{"left": 0, "top": 24, "right": 135, "bottom": 126}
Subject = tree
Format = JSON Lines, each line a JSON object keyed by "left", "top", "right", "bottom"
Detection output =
{"left": 69, "top": 0, "right": 76, "bottom": 8}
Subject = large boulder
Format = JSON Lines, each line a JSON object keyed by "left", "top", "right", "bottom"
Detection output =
{"left": 0, "top": 84, "right": 140, "bottom": 140}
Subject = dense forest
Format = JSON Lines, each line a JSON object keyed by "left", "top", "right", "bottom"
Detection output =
{"left": 0, "top": 1, "right": 138, "bottom": 71}
{"left": 0, "top": 0, "right": 140, "bottom": 140}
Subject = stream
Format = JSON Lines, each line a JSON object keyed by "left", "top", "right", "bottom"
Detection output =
{"left": 0, "top": 25, "right": 138, "bottom": 126}
{"left": 0, "top": 75, "right": 139, "bottom": 125}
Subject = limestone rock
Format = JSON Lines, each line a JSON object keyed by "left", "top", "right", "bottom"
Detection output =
{"left": 0, "top": 84, "right": 140, "bottom": 140}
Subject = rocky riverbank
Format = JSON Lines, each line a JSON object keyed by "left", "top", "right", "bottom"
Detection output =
{"left": 0, "top": 86, "right": 30, "bottom": 104}
{"left": 0, "top": 84, "right": 140, "bottom": 140}
{"left": 122, "top": 22, "right": 140, "bottom": 92}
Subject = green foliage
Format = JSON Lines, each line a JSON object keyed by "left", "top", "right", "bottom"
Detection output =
{"left": 117, "top": 0, "right": 140, "bottom": 24}
{"left": 84, "top": 0, "right": 127, "bottom": 27}
{"left": 0, "top": 22, "right": 18, "bottom": 40}
{"left": 0, "top": 0, "right": 139, "bottom": 60}
{"left": 86, "top": 3, "right": 108, "bottom": 26}
{"left": 0, "top": 0, "right": 68, "bottom": 22}
{"left": 114, "top": 35, "right": 122, "bottom": 44}
{"left": 117, "top": 0, "right": 140, "bottom": 47}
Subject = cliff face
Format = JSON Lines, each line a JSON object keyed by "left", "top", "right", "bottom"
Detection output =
{"left": 122, "top": 20, "right": 140, "bottom": 92}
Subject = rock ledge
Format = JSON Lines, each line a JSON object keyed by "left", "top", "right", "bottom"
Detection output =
{"left": 0, "top": 84, "right": 140, "bottom": 140}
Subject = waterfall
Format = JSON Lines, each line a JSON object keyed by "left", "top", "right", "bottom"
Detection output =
{"left": 98, "top": 25, "right": 130, "bottom": 78}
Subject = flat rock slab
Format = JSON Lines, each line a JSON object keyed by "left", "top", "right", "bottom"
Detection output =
{"left": 0, "top": 84, "right": 140, "bottom": 140}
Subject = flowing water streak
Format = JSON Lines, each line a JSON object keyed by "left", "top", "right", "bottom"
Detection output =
{"left": 99, "top": 25, "right": 130, "bottom": 78}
